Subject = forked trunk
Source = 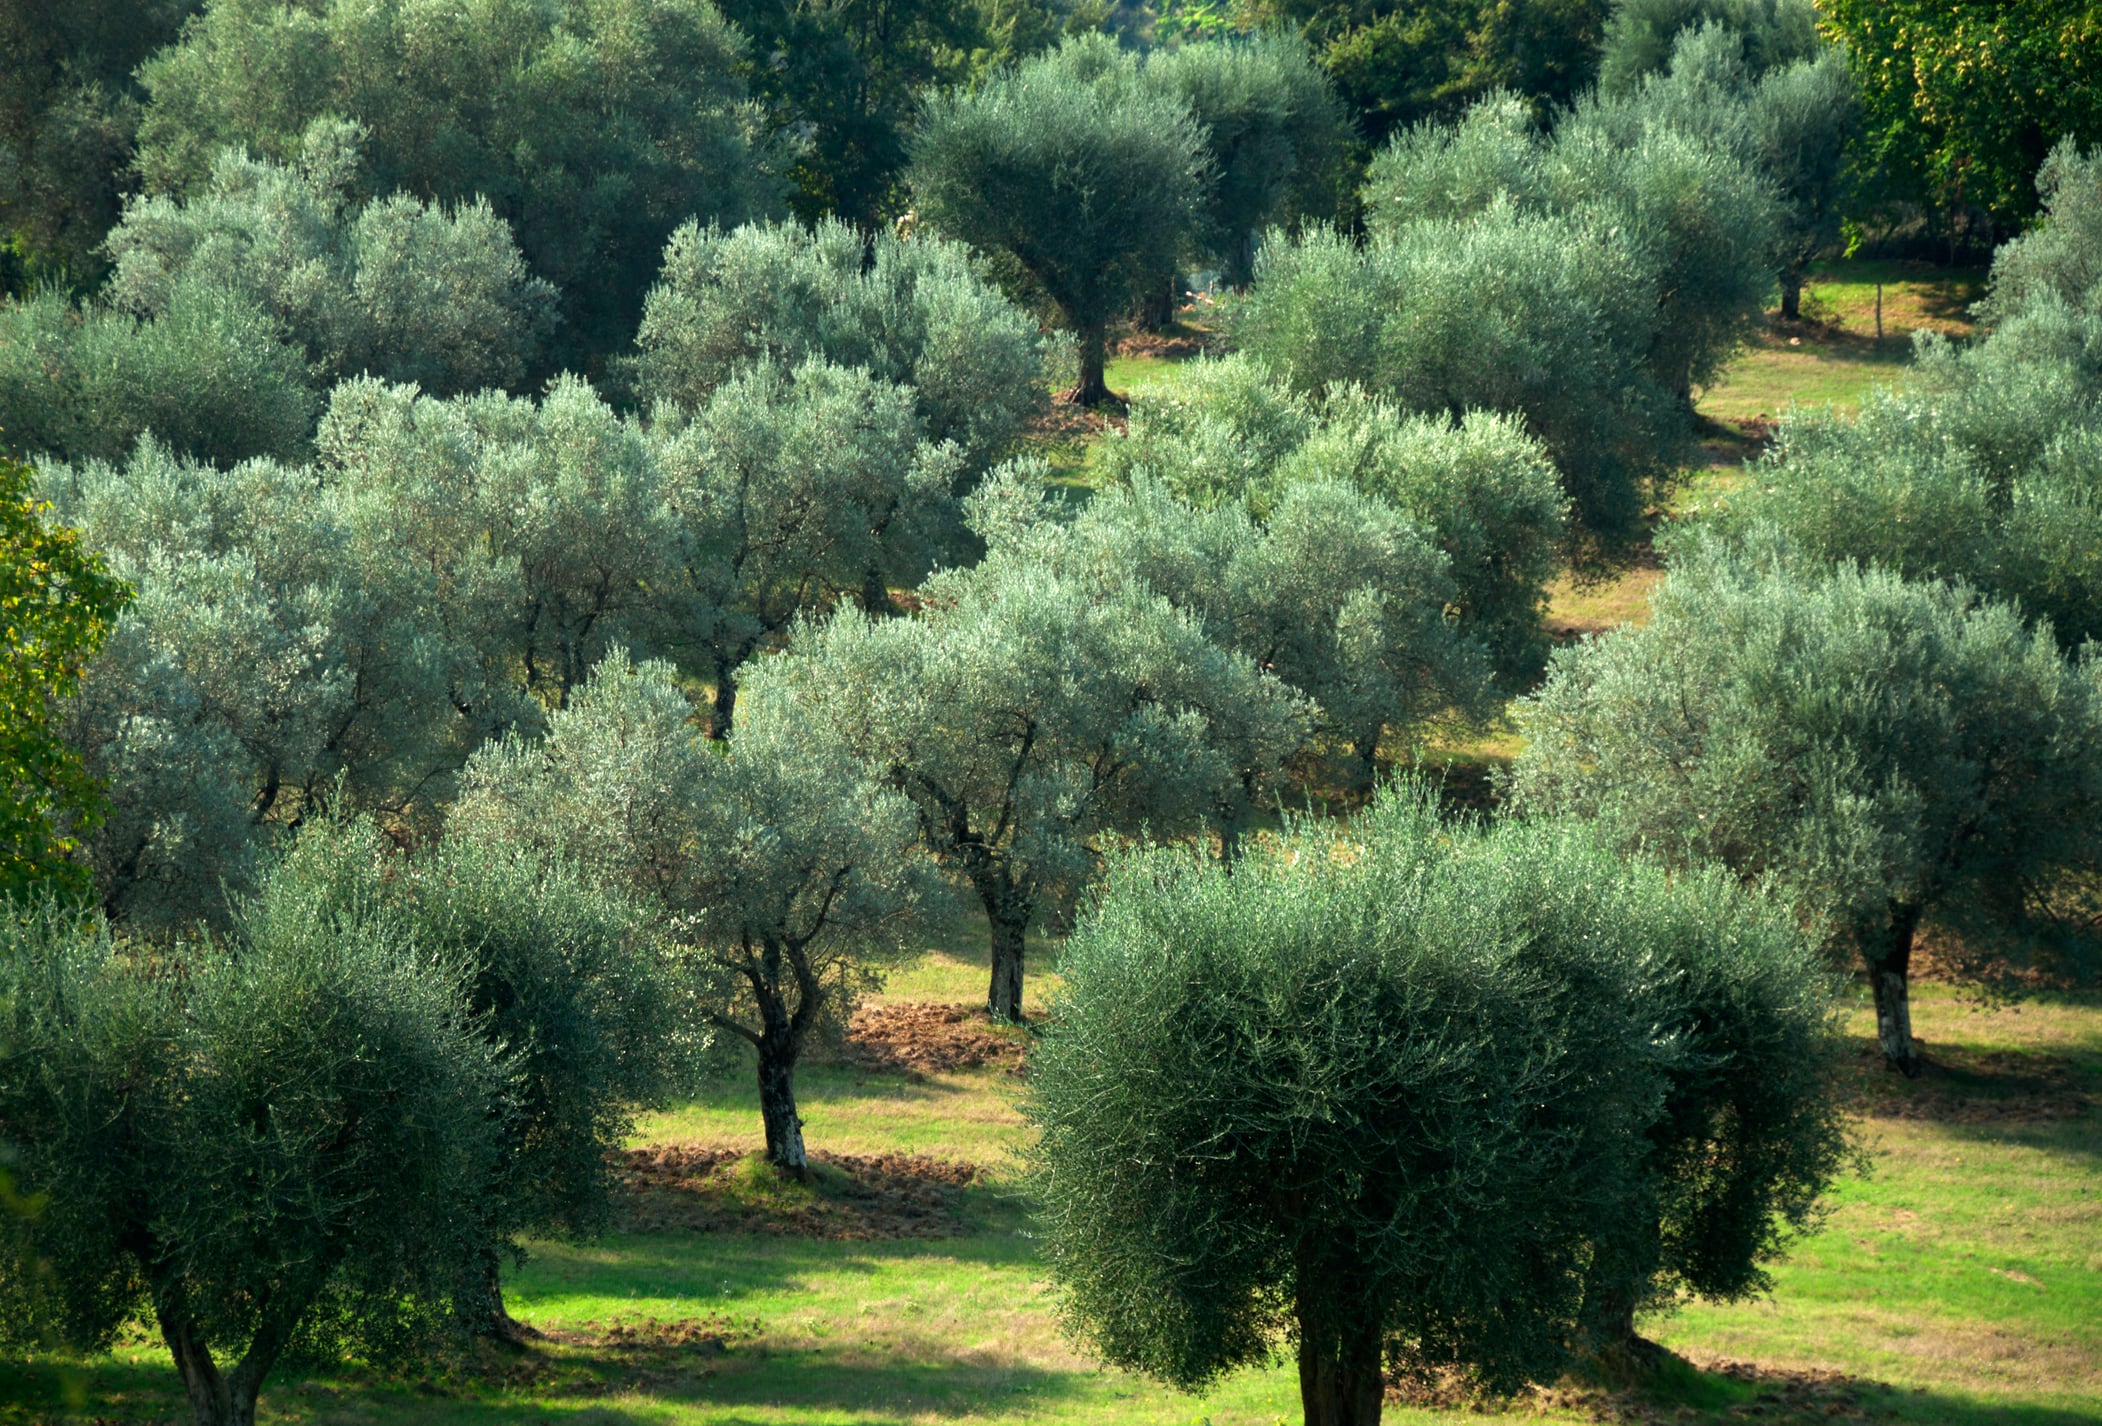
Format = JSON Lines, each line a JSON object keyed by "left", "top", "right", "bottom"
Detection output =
{"left": 756, "top": 1034, "right": 808, "bottom": 1176}
{"left": 1060, "top": 322, "right": 1119, "bottom": 409}
{"left": 1867, "top": 903, "right": 1922, "bottom": 1077}
{"left": 1297, "top": 1304, "right": 1385, "bottom": 1426}
{"left": 156, "top": 1306, "right": 270, "bottom": 1426}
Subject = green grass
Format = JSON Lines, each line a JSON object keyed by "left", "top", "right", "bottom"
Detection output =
{"left": 14, "top": 974, "right": 2098, "bottom": 1426}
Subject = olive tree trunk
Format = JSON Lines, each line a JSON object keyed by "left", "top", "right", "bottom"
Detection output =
{"left": 977, "top": 874, "right": 1034, "bottom": 1023}
{"left": 709, "top": 659, "right": 738, "bottom": 741}
{"left": 1779, "top": 269, "right": 1803, "bottom": 322}
{"left": 1296, "top": 1301, "right": 1385, "bottom": 1426}
{"left": 154, "top": 1292, "right": 300, "bottom": 1426}
{"left": 1062, "top": 322, "right": 1117, "bottom": 409}
{"left": 1866, "top": 902, "right": 1922, "bottom": 1077}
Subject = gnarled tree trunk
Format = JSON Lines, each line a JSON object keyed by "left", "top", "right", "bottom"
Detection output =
{"left": 1866, "top": 902, "right": 1922, "bottom": 1077}
{"left": 1061, "top": 321, "right": 1118, "bottom": 409}
{"left": 1296, "top": 1301, "right": 1385, "bottom": 1426}
{"left": 709, "top": 660, "right": 738, "bottom": 741}
{"left": 978, "top": 874, "right": 1033, "bottom": 1023}
{"left": 756, "top": 1024, "right": 807, "bottom": 1177}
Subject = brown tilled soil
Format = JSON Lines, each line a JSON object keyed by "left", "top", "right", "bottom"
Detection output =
{"left": 1396, "top": 1350, "right": 1892, "bottom": 1423}
{"left": 1842, "top": 1039, "right": 2092, "bottom": 1124}
{"left": 617, "top": 1143, "right": 982, "bottom": 1240}
{"left": 836, "top": 1001, "right": 1029, "bottom": 1076}
{"left": 466, "top": 1315, "right": 761, "bottom": 1398}
{"left": 1112, "top": 325, "right": 1221, "bottom": 360}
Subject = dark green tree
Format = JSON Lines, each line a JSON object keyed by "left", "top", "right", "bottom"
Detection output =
{"left": 908, "top": 34, "right": 1208, "bottom": 404}
{"left": 1029, "top": 785, "right": 1841, "bottom": 1423}
{"left": 1822, "top": 0, "right": 2102, "bottom": 235}
{"left": 0, "top": 455, "right": 129, "bottom": 902}
{"left": 1509, "top": 545, "right": 2102, "bottom": 1075}
{"left": 0, "top": 897, "right": 506, "bottom": 1426}
{"left": 0, "top": 0, "right": 203, "bottom": 291}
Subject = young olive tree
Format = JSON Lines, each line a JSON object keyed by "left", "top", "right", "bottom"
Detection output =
{"left": 249, "top": 814, "right": 702, "bottom": 1338}
{"left": 657, "top": 356, "right": 961, "bottom": 734}
{"left": 742, "top": 553, "right": 1311, "bottom": 1021}
{"left": 1100, "top": 352, "right": 1567, "bottom": 679}
{"left": 134, "top": 0, "right": 784, "bottom": 368}
{"left": 631, "top": 217, "right": 1046, "bottom": 485}
{"left": 452, "top": 650, "right": 926, "bottom": 1176}
{"left": 1509, "top": 547, "right": 2102, "bottom": 1075}
{"left": 0, "top": 899, "right": 506, "bottom": 1426}
{"left": 908, "top": 34, "right": 1209, "bottom": 405}
{"left": 1031, "top": 785, "right": 1838, "bottom": 1424}
{"left": 105, "top": 120, "right": 557, "bottom": 395}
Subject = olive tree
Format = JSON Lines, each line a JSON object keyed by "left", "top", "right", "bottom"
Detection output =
{"left": 1030, "top": 785, "right": 1840, "bottom": 1423}
{"left": 105, "top": 119, "right": 556, "bottom": 395}
{"left": 0, "top": 898, "right": 505, "bottom": 1426}
{"left": 1976, "top": 140, "right": 2102, "bottom": 322}
{"left": 248, "top": 813, "right": 701, "bottom": 1337}
{"left": 1237, "top": 216, "right": 1668, "bottom": 554}
{"left": 974, "top": 462, "right": 1493, "bottom": 794}
{"left": 658, "top": 357, "right": 961, "bottom": 734}
{"left": 453, "top": 650, "right": 926, "bottom": 1176}
{"left": 1595, "top": 0, "right": 1819, "bottom": 96}
{"left": 1100, "top": 352, "right": 1567, "bottom": 678}
{"left": 1141, "top": 28, "right": 1349, "bottom": 310}
{"left": 134, "top": 0, "right": 784, "bottom": 368}
{"left": 908, "top": 34, "right": 1208, "bottom": 405}
{"left": 1509, "top": 546, "right": 2102, "bottom": 1075}
{"left": 0, "top": 283, "right": 314, "bottom": 466}
{"left": 631, "top": 217, "right": 1046, "bottom": 484}
{"left": 742, "top": 551, "right": 1311, "bottom": 1021}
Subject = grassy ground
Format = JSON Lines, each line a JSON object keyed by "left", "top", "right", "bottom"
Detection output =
{"left": 9, "top": 970, "right": 2096, "bottom": 1426}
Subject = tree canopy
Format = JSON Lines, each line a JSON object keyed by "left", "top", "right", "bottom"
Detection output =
{"left": 909, "top": 33, "right": 1209, "bottom": 404}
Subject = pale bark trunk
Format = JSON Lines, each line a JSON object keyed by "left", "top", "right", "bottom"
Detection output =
{"left": 1296, "top": 1304, "right": 1384, "bottom": 1426}
{"left": 1867, "top": 902, "right": 1922, "bottom": 1077}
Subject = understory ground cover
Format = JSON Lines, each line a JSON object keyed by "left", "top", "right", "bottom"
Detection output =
{"left": 5, "top": 956, "right": 2096, "bottom": 1426}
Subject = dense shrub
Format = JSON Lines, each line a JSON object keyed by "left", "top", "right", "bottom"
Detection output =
{"left": 1030, "top": 786, "right": 1843, "bottom": 1425}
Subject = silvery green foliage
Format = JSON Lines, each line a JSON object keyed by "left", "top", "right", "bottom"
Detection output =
{"left": 631, "top": 217, "right": 1045, "bottom": 483}
{"left": 317, "top": 375, "right": 686, "bottom": 705}
{"left": 0, "top": 282, "right": 314, "bottom": 466}
{"left": 908, "top": 32, "right": 1209, "bottom": 399}
{"left": 1365, "top": 79, "right": 1781, "bottom": 406}
{"left": 1142, "top": 30, "right": 1349, "bottom": 286}
{"left": 740, "top": 547, "right": 1312, "bottom": 1018}
{"left": 1596, "top": 0, "right": 1820, "bottom": 96}
{"left": 1698, "top": 167, "right": 2102, "bottom": 648}
{"left": 133, "top": 0, "right": 784, "bottom": 369}
{"left": 452, "top": 649, "right": 926, "bottom": 1169}
{"left": 656, "top": 356, "right": 962, "bottom": 734}
{"left": 974, "top": 461, "right": 1490, "bottom": 789}
{"left": 1976, "top": 141, "right": 2102, "bottom": 324}
{"left": 1097, "top": 353, "right": 1567, "bottom": 683}
{"left": 1237, "top": 212, "right": 1668, "bottom": 553}
{"left": 1508, "top": 545, "right": 2102, "bottom": 1070}
{"left": 1028, "top": 785, "right": 1822, "bottom": 1405}
{"left": 1602, "top": 23, "right": 1856, "bottom": 313}
{"left": 38, "top": 436, "right": 533, "bottom": 927}
{"left": 105, "top": 120, "right": 557, "bottom": 395}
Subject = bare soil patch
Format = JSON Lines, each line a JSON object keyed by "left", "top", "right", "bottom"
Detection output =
{"left": 1394, "top": 1348, "right": 1892, "bottom": 1423}
{"left": 1842, "top": 1039, "right": 2092, "bottom": 1124}
{"left": 838, "top": 1001, "right": 1029, "bottom": 1076}
{"left": 617, "top": 1143, "right": 984, "bottom": 1239}
{"left": 1111, "top": 326, "right": 1221, "bottom": 360}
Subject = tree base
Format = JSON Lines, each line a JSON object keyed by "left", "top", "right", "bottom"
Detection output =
{"left": 1055, "top": 382, "right": 1126, "bottom": 412}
